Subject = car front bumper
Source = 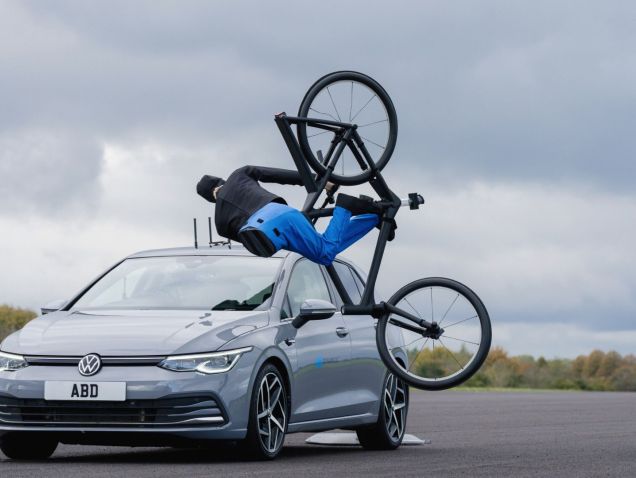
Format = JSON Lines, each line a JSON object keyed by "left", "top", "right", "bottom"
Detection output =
{"left": 0, "top": 361, "right": 254, "bottom": 442}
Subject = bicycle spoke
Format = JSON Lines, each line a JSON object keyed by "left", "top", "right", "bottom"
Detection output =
{"left": 439, "top": 338, "right": 465, "bottom": 370}
{"left": 444, "top": 314, "right": 478, "bottom": 328}
{"left": 431, "top": 288, "right": 434, "bottom": 322}
{"left": 439, "top": 293, "right": 460, "bottom": 326}
{"left": 351, "top": 93, "right": 377, "bottom": 122}
{"left": 309, "top": 107, "right": 339, "bottom": 122}
{"left": 407, "top": 338, "right": 430, "bottom": 372}
{"left": 359, "top": 134, "right": 386, "bottom": 150}
{"left": 326, "top": 86, "right": 342, "bottom": 122}
{"left": 391, "top": 335, "right": 425, "bottom": 356}
{"left": 403, "top": 297, "right": 422, "bottom": 319}
{"left": 443, "top": 335, "right": 480, "bottom": 346}
{"left": 358, "top": 119, "right": 388, "bottom": 128}
{"left": 349, "top": 81, "right": 353, "bottom": 122}
{"left": 308, "top": 130, "right": 332, "bottom": 138}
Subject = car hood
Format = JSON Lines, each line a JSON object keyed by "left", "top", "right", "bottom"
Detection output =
{"left": 1, "top": 309, "right": 269, "bottom": 356}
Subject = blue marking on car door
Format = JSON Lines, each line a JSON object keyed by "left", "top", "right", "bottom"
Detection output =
{"left": 315, "top": 355, "right": 324, "bottom": 368}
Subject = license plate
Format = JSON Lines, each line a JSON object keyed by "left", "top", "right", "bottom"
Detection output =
{"left": 44, "top": 381, "right": 126, "bottom": 401}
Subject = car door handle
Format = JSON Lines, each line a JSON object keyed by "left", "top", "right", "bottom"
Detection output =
{"left": 336, "top": 327, "right": 349, "bottom": 338}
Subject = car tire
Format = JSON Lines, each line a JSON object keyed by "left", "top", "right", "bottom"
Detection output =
{"left": 241, "top": 363, "right": 289, "bottom": 460}
{"left": 356, "top": 371, "right": 409, "bottom": 450}
{"left": 0, "top": 432, "right": 58, "bottom": 460}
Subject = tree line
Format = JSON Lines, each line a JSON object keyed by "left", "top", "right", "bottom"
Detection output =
{"left": 0, "top": 304, "right": 37, "bottom": 342}
{"left": 1, "top": 304, "right": 635, "bottom": 391}
{"left": 463, "top": 347, "right": 636, "bottom": 391}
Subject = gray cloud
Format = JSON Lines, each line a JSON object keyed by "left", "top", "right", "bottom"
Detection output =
{"left": 0, "top": 128, "right": 102, "bottom": 214}
{"left": 1, "top": 1, "right": 635, "bottom": 354}
{"left": 1, "top": 1, "right": 634, "bottom": 191}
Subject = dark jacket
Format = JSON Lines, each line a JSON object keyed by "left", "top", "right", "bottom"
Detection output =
{"left": 215, "top": 165, "right": 304, "bottom": 241}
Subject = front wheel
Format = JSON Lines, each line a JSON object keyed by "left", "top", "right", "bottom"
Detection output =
{"left": 241, "top": 364, "right": 289, "bottom": 460}
{"left": 377, "top": 277, "right": 492, "bottom": 391}
{"left": 0, "top": 432, "right": 58, "bottom": 460}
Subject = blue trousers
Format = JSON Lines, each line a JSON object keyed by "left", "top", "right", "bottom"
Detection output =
{"left": 240, "top": 202, "right": 379, "bottom": 265}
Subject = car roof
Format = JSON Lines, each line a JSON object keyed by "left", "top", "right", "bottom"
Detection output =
{"left": 125, "top": 245, "right": 366, "bottom": 278}
{"left": 127, "top": 244, "right": 290, "bottom": 259}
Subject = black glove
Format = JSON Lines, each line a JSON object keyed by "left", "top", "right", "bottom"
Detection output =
{"left": 197, "top": 175, "right": 225, "bottom": 203}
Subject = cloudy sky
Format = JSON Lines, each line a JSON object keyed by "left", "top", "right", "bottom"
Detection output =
{"left": 1, "top": 1, "right": 634, "bottom": 357}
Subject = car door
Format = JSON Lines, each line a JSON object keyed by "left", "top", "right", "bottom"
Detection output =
{"left": 330, "top": 261, "right": 386, "bottom": 415}
{"left": 284, "top": 259, "right": 355, "bottom": 423}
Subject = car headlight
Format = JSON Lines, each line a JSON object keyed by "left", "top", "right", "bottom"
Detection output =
{"left": 158, "top": 347, "right": 253, "bottom": 374}
{"left": 0, "top": 351, "right": 29, "bottom": 372}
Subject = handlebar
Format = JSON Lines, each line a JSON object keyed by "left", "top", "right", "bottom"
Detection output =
{"left": 401, "top": 193, "right": 425, "bottom": 210}
{"left": 316, "top": 189, "right": 423, "bottom": 214}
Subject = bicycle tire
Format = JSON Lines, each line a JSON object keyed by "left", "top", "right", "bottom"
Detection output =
{"left": 297, "top": 71, "right": 398, "bottom": 186}
{"left": 376, "top": 277, "right": 492, "bottom": 391}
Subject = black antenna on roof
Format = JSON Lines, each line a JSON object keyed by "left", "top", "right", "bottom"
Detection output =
{"left": 208, "top": 217, "right": 213, "bottom": 247}
{"left": 193, "top": 218, "right": 198, "bottom": 249}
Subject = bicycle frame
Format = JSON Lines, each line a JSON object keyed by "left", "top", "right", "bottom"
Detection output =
{"left": 275, "top": 113, "right": 440, "bottom": 335}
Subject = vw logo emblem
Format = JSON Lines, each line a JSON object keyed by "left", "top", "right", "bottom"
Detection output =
{"left": 78, "top": 354, "right": 102, "bottom": 376}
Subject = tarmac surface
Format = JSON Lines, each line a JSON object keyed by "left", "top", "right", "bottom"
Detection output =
{"left": 1, "top": 390, "right": 635, "bottom": 477}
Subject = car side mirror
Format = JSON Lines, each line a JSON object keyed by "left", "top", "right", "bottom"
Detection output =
{"left": 41, "top": 299, "right": 67, "bottom": 315}
{"left": 291, "top": 299, "right": 337, "bottom": 329}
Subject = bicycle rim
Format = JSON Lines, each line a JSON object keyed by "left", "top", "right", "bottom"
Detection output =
{"left": 297, "top": 71, "right": 397, "bottom": 185}
{"left": 377, "top": 278, "right": 492, "bottom": 391}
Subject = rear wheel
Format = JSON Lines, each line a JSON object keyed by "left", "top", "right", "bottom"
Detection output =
{"left": 0, "top": 432, "right": 58, "bottom": 460}
{"left": 356, "top": 371, "right": 408, "bottom": 450}
{"left": 377, "top": 277, "right": 492, "bottom": 391}
{"left": 241, "top": 363, "right": 289, "bottom": 460}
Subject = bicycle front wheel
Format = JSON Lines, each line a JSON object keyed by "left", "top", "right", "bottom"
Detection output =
{"left": 377, "top": 277, "right": 492, "bottom": 391}
{"left": 297, "top": 71, "right": 398, "bottom": 186}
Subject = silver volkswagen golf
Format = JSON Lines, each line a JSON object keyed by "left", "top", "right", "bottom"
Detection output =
{"left": 0, "top": 245, "right": 409, "bottom": 460}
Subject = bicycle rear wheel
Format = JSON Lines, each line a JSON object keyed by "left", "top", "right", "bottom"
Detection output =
{"left": 377, "top": 277, "right": 492, "bottom": 391}
{"left": 297, "top": 71, "right": 398, "bottom": 186}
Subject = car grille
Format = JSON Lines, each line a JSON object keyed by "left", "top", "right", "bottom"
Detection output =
{"left": 0, "top": 395, "right": 225, "bottom": 428}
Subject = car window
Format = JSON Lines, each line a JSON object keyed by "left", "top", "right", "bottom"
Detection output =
{"left": 71, "top": 256, "right": 281, "bottom": 310}
{"left": 351, "top": 268, "right": 366, "bottom": 296}
{"left": 286, "top": 259, "right": 331, "bottom": 317}
{"left": 281, "top": 295, "right": 292, "bottom": 320}
{"left": 333, "top": 261, "right": 362, "bottom": 304}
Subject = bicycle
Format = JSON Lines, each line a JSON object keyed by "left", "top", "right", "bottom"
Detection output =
{"left": 275, "top": 71, "right": 491, "bottom": 391}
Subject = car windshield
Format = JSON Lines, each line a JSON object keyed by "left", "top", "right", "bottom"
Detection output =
{"left": 71, "top": 255, "right": 282, "bottom": 311}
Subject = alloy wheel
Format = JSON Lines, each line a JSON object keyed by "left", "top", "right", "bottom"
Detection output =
{"left": 256, "top": 372, "right": 287, "bottom": 454}
{"left": 383, "top": 373, "right": 407, "bottom": 441}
